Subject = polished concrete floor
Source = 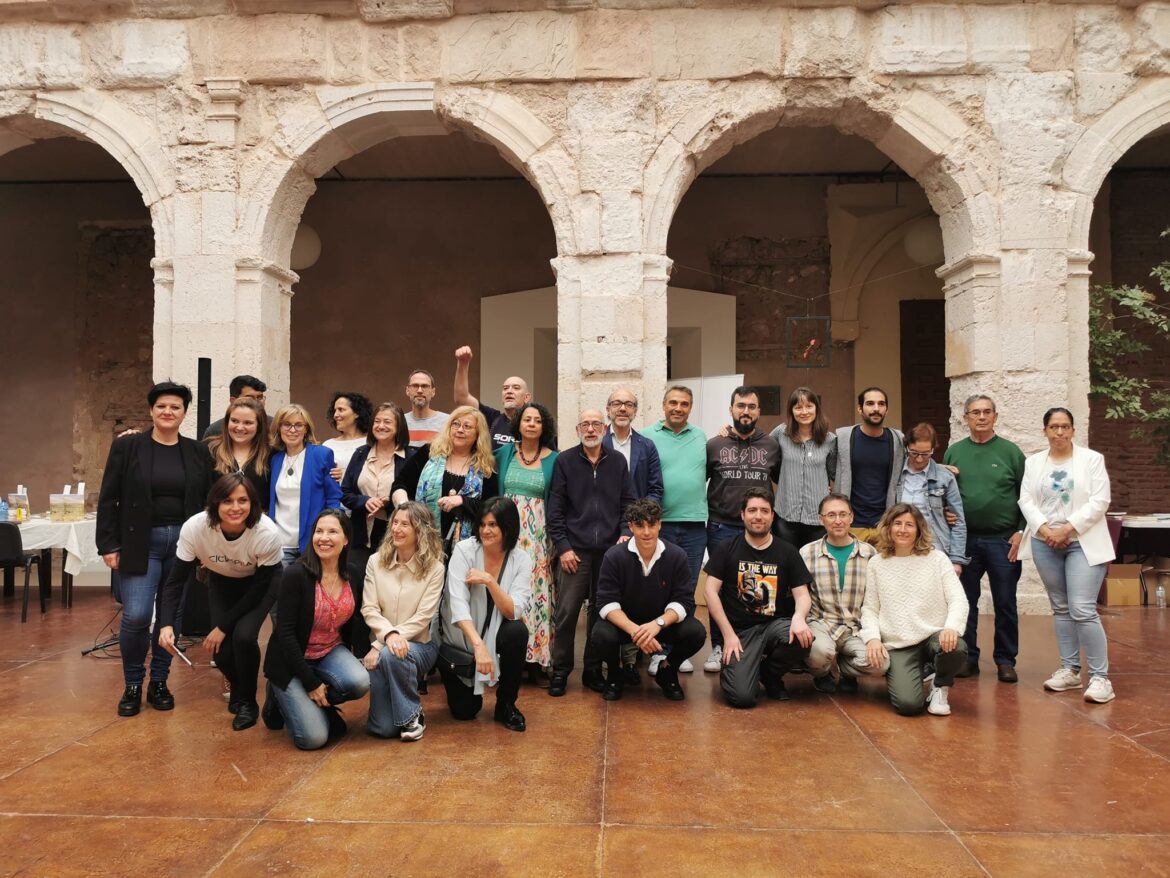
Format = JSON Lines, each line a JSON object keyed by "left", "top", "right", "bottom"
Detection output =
{"left": 1, "top": 586, "right": 1169, "bottom": 877}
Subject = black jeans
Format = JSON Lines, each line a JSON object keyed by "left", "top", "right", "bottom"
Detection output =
{"left": 775, "top": 519, "right": 826, "bottom": 551}
{"left": 208, "top": 575, "right": 274, "bottom": 705}
{"left": 439, "top": 618, "right": 527, "bottom": 720}
{"left": 591, "top": 616, "right": 707, "bottom": 680}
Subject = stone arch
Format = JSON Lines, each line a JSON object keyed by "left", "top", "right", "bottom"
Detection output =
{"left": 1063, "top": 78, "right": 1170, "bottom": 252}
{"left": 642, "top": 84, "right": 998, "bottom": 264}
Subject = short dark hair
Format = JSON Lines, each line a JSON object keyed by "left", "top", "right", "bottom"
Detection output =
{"left": 857, "top": 386, "right": 888, "bottom": 408}
{"left": 477, "top": 496, "right": 520, "bottom": 554}
{"left": 229, "top": 375, "right": 266, "bottom": 397}
{"left": 818, "top": 492, "right": 852, "bottom": 515}
{"left": 1043, "top": 407, "right": 1075, "bottom": 428}
{"left": 148, "top": 381, "right": 192, "bottom": 410}
{"left": 625, "top": 498, "right": 664, "bottom": 525}
{"left": 663, "top": 385, "right": 693, "bottom": 403}
{"left": 730, "top": 385, "right": 758, "bottom": 405}
{"left": 509, "top": 402, "right": 556, "bottom": 448}
{"left": 907, "top": 422, "right": 937, "bottom": 446}
{"left": 406, "top": 369, "right": 435, "bottom": 386}
{"left": 328, "top": 391, "right": 373, "bottom": 434}
{"left": 740, "top": 487, "right": 774, "bottom": 511}
{"left": 299, "top": 509, "right": 352, "bottom": 580}
{"left": 204, "top": 472, "right": 263, "bottom": 530}
{"left": 367, "top": 402, "right": 410, "bottom": 451}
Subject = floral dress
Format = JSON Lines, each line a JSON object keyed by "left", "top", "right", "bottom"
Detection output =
{"left": 503, "top": 463, "right": 554, "bottom": 667}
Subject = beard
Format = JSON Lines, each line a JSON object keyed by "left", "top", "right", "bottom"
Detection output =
{"left": 733, "top": 418, "right": 756, "bottom": 435}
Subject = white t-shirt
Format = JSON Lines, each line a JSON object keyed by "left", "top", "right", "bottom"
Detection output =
{"left": 324, "top": 436, "right": 367, "bottom": 477}
{"left": 176, "top": 512, "right": 284, "bottom": 578}
{"left": 1039, "top": 458, "right": 1074, "bottom": 530}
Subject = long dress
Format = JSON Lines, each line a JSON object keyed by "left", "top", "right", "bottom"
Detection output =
{"left": 503, "top": 463, "right": 554, "bottom": 667}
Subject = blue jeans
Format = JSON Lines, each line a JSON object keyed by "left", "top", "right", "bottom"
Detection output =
{"left": 1030, "top": 538, "right": 1110, "bottom": 678}
{"left": 118, "top": 524, "right": 182, "bottom": 686}
{"left": 706, "top": 521, "right": 745, "bottom": 649}
{"left": 368, "top": 640, "right": 438, "bottom": 737}
{"left": 271, "top": 645, "right": 370, "bottom": 750}
{"left": 959, "top": 534, "right": 1021, "bottom": 665}
{"left": 660, "top": 521, "right": 707, "bottom": 586}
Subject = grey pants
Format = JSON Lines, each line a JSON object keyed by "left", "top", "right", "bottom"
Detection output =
{"left": 885, "top": 631, "right": 968, "bottom": 716}
{"left": 807, "top": 619, "right": 889, "bottom": 678}
{"left": 720, "top": 617, "right": 810, "bottom": 709}
{"left": 551, "top": 548, "right": 605, "bottom": 676}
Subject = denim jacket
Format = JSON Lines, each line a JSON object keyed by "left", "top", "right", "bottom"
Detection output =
{"left": 896, "top": 458, "right": 969, "bottom": 566}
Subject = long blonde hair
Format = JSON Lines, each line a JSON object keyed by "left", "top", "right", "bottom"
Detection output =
{"left": 874, "top": 503, "right": 935, "bottom": 558}
{"left": 207, "top": 398, "right": 270, "bottom": 477}
{"left": 429, "top": 405, "right": 496, "bottom": 476}
{"left": 270, "top": 403, "right": 317, "bottom": 452}
{"left": 375, "top": 502, "right": 444, "bottom": 576}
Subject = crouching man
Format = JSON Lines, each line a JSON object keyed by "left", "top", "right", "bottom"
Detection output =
{"left": 590, "top": 499, "right": 707, "bottom": 702}
{"left": 704, "top": 488, "right": 814, "bottom": 707}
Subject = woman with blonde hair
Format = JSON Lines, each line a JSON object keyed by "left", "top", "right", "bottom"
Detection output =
{"left": 269, "top": 403, "right": 341, "bottom": 566}
{"left": 206, "top": 397, "right": 270, "bottom": 510}
{"left": 859, "top": 503, "right": 968, "bottom": 718}
{"left": 362, "top": 501, "right": 445, "bottom": 741}
{"left": 392, "top": 405, "right": 498, "bottom": 545}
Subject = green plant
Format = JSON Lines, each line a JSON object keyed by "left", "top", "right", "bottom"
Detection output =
{"left": 1089, "top": 234, "right": 1170, "bottom": 464}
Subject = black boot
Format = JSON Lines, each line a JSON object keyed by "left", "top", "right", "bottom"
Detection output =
{"left": 117, "top": 684, "right": 142, "bottom": 717}
{"left": 232, "top": 701, "right": 259, "bottom": 731}
{"left": 146, "top": 680, "right": 175, "bottom": 711}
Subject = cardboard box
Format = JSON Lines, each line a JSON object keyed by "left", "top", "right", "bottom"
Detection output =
{"left": 1102, "top": 563, "right": 1143, "bottom": 607}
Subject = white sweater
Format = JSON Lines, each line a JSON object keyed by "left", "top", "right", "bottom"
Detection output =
{"left": 858, "top": 550, "right": 969, "bottom": 649}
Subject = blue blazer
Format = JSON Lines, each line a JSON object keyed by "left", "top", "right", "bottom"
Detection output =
{"left": 602, "top": 428, "right": 664, "bottom": 504}
{"left": 269, "top": 444, "right": 342, "bottom": 553}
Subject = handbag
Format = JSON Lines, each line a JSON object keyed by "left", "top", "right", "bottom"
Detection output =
{"left": 436, "top": 552, "right": 506, "bottom": 678}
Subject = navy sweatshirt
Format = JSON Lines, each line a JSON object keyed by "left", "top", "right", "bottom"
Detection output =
{"left": 547, "top": 444, "right": 636, "bottom": 553}
{"left": 595, "top": 540, "right": 695, "bottom": 624}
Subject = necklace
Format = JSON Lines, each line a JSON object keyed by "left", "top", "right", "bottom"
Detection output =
{"left": 517, "top": 443, "right": 540, "bottom": 466}
{"left": 285, "top": 449, "right": 305, "bottom": 477}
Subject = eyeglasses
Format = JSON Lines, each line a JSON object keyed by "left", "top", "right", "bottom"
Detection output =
{"left": 1046, "top": 424, "right": 1073, "bottom": 433}
{"left": 965, "top": 408, "right": 994, "bottom": 418}
{"left": 281, "top": 423, "right": 306, "bottom": 432}
{"left": 578, "top": 421, "right": 604, "bottom": 431}
{"left": 407, "top": 383, "right": 433, "bottom": 390}
{"left": 609, "top": 400, "right": 637, "bottom": 410}
{"left": 821, "top": 511, "right": 851, "bottom": 520}
{"left": 372, "top": 419, "right": 397, "bottom": 428}
{"left": 732, "top": 403, "right": 760, "bottom": 412}
{"left": 906, "top": 449, "right": 934, "bottom": 459}
{"left": 451, "top": 421, "right": 477, "bottom": 433}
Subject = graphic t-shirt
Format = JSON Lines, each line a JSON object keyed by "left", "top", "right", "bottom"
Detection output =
{"left": 176, "top": 512, "right": 284, "bottom": 578}
{"left": 1039, "top": 459, "right": 1074, "bottom": 530}
{"left": 406, "top": 411, "right": 449, "bottom": 448}
{"left": 704, "top": 534, "right": 813, "bottom": 630}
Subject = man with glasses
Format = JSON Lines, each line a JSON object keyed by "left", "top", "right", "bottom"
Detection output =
{"left": 943, "top": 394, "right": 1026, "bottom": 682}
{"left": 801, "top": 494, "right": 889, "bottom": 694}
{"left": 896, "top": 422, "right": 968, "bottom": 575}
{"left": 452, "top": 345, "right": 536, "bottom": 449}
{"left": 546, "top": 409, "right": 637, "bottom": 697}
{"left": 201, "top": 375, "right": 267, "bottom": 440}
{"left": 403, "top": 370, "right": 448, "bottom": 448}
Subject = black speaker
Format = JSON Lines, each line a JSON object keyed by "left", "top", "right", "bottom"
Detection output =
{"left": 197, "top": 357, "right": 212, "bottom": 439}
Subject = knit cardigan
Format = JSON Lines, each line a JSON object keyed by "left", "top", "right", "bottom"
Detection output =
{"left": 858, "top": 550, "right": 968, "bottom": 649}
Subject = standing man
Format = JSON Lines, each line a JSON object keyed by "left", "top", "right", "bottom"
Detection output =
{"left": 833, "top": 387, "right": 905, "bottom": 542}
{"left": 703, "top": 386, "right": 781, "bottom": 671}
{"left": 603, "top": 389, "right": 663, "bottom": 505}
{"left": 704, "top": 488, "right": 814, "bottom": 707}
{"left": 201, "top": 375, "right": 267, "bottom": 440}
{"left": 591, "top": 500, "right": 707, "bottom": 702}
{"left": 546, "top": 409, "right": 637, "bottom": 697}
{"left": 801, "top": 494, "right": 889, "bottom": 694}
{"left": 896, "top": 422, "right": 969, "bottom": 574}
{"left": 404, "top": 370, "right": 448, "bottom": 448}
{"left": 943, "top": 394, "right": 1026, "bottom": 683}
{"left": 453, "top": 345, "right": 533, "bottom": 449}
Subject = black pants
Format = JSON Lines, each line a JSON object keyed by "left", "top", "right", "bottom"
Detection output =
{"left": 439, "top": 618, "right": 527, "bottom": 720}
{"left": 551, "top": 548, "right": 607, "bottom": 676}
{"left": 775, "top": 519, "right": 826, "bottom": 551}
{"left": 208, "top": 575, "right": 274, "bottom": 705}
{"left": 591, "top": 616, "right": 707, "bottom": 678}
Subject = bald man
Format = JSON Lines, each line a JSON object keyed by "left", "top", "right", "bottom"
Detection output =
{"left": 454, "top": 345, "right": 533, "bottom": 449}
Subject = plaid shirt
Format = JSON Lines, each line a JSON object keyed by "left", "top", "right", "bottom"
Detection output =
{"left": 799, "top": 537, "right": 876, "bottom": 641}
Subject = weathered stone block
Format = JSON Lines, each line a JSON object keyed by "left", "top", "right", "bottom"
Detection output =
{"left": 190, "top": 14, "right": 327, "bottom": 85}
{"left": 0, "top": 24, "right": 83, "bottom": 89}
{"left": 579, "top": 295, "right": 617, "bottom": 340}
{"left": 366, "top": 25, "right": 400, "bottom": 78}
{"left": 575, "top": 131, "right": 646, "bottom": 192}
{"left": 581, "top": 341, "right": 642, "bottom": 373}
{"left": 87, "top": 20, "right": 190, "bottom": 87}
{"left": 359, "top": 0, "right": 454, "bottom": 22}
{"left": 1074, "top": 6, "right": 1131, "bottom": 72}
{"left": 444, "top": 13, "right": 575, "bottom": 82}
{"left": 324, "top": 19, "right": 366, "bottom": 85}
{"left": 1029, "top": 5, "right": 1075, "bottom": 72}
{"left": 574, "top": 9, "right": 652, "bottom": 79}
{"left": 651, "top": 9, "right": 783, "bottom": 80}
{"left": 783, "top": 7, "right": 863, "bottom": 78}
{"left": 967, "top": 5, "right": 1030, "bottom": 68}
{"left": 874, "top": 5, "right": 967, "bottom": 74}
{"left": 1136, "top": 4, "right": 1170, "bottom": 58}
{"left": 1075, "top": 71, "right": 1136, "bottom": 119}
{"left": 400, "top": 23, "right": 442, "bottom": 79}
{"left": 985, "top": 73, "right": 1075, "bottom": 187}
{"left": 599, "top": 190, "right": 641, "bottom": 253}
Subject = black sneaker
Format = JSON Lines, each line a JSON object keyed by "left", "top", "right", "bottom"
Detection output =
{"left": 837, "top": 675, "right": 859, "bottom": 694}
{"left": 812, "top": 674, "right": 837, "bottom": 694}
{"left": 117, "top": 684, "right": 142, "bottom": 717}
{"left": 654, "top": 665, "right": 685, "bottom": 701}
{"left": 602, "top": 681, "right": 624, "bottom": 701}
{"left": 581, "top": 667, "right": 606, "bottom": 693}
{"left": 232, "top": 701, "right": 259, "bottom": 731}
{"left": 548, "top": 673, "right": 568, "bottom": 697}
{"left": 493, "top": 702, "right": 527, "bottom": 732}
{"left": 621, "top": 664, "right": 641, "bottom": 687}
{"left": 763, "top": 676, "right": 791, "bottom": 701}
{"left": 146, "top": 680, "right": 175, "bottom": 711}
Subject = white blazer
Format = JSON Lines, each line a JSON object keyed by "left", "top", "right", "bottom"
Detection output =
{"left": 1018, "top": 444, "right": 1115, "bottom": 567}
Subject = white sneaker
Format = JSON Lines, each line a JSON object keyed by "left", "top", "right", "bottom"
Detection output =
{"left": 926, "top": 685, "right": 951, "bottom": 716}
{"left": 704, "top": 646, "right": 723, "bottom": 673}
{"left": 1044, "top": 667, "right": 1083, "bottom": 692}
{"left": 678, "top": 658, "right": 694, "bottom": 673}
{"left": 647, "top": 653, "right": 665, "bottom": 677}
{"left": 1084, "top": 676, "right": 1116, "bottom": 704}
{"left": 400, "top": 710, "right": 426, "bottom": 741}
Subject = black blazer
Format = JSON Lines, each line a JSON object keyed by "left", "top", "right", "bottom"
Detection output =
{"left": 263, "top": 562, "right": 361, "bottom": 693}
{"left": 95, "top": 431, "right": 214, "bottom": 576}
{"left": 340, "top": 444, "right": 408, "bottom": 552}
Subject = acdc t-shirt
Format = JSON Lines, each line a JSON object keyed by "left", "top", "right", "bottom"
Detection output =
{"left": 704, "top": 535, "right": 813, "bottom": 630}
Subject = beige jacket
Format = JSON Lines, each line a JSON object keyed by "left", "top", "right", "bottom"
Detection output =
{"left": 361, "top": 551, "right": 445, "bottom": 647}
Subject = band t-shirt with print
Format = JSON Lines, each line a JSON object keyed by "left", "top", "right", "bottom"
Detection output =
{"left": 704, "top": 534, "right": 813, "bottom": 630}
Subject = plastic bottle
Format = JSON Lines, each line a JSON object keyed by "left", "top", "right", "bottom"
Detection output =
{"left": 1157, "top": 584, "right": 1167, "bottom": 609}
{"left": 0, "top": 499, "right": 7, "bottom": 521}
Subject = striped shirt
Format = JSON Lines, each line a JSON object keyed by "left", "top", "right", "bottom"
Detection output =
{"left": 798, "top": 536, "right": 874, "bottom": 641}
{"left": 769, "top": 424, "right": 838, "bottom": 526}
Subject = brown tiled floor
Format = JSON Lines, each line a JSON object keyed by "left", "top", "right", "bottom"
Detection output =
{"left": 2, "top": 588, "right": 1169, "bottom": 876}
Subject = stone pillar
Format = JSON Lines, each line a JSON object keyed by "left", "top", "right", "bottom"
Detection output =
{"left": 235, "top": 257, "right": 297, "bottom": 410}
{"left": 551, "top": 253, "right": 671, "bottom": 447}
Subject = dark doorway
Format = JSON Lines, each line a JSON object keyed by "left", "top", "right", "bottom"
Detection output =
{"left": 900, "top": 299, "right": 950, "bottom": 459}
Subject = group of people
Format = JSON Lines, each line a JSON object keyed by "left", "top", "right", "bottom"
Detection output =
{"left": 95, "top": 351, "right": 1119, "bottom": 751}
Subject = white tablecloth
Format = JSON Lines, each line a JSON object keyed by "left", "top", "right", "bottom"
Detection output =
{"left": 17, "top": 516, "right": 102, "bottom": 576}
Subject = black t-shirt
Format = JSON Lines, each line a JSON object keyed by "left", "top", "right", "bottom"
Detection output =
{"left": 704, "top": 534, "right": 812, "bottom": 630}
{"left": 480, "top": 403, "right": 515, "bottom": 449}
{"left": 150, "top": 440, "right": 187, "bottom": 526}
{"left": 850, "top": 426, "right": 892, "bottom": 527}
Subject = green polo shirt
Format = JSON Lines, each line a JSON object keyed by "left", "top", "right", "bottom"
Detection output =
{"left": 943, "top": 434, "right": 1026, "bottom": 536}
{"left": 645, "top": 420, "right": 708, "bottom": 523}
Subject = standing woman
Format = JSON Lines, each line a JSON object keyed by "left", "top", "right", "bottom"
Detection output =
{"left": 362, "top": 501, "right": 446, "bottom": 741}
{"left": 96, "top": 381, "right": 214, "bottom": 717}
{"left": 269, "top": 404, "right": 341, "bottom": 566}
{"left": 438, "top": 496, "right": 533, "bottom": 731}
{"left": 262, "top": 509, "right": 371, "bottom": 750}
{"left": 1019, "top": 407, "right": 1116, "bottom": 704}
{"left": 206, "top": 398, "right": 270, "bottom": 509}
{"left": 157, "top": 473, "right": 283, "bottom": 730}
{"left": 769, "top": 386, "right": 837, "bottom": 548}
{"left": 324, "top": 391, "right": 373, "bottom": 483}
{"left": 494, "top": 402, "right": 558, "bottom": 681}
{"left": 391, "top": 406, "right": 499, "bottom": 546}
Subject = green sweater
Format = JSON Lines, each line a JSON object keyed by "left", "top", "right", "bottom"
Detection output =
{"left": 943, "top": 435, "right": 1026, "bottom": 536}
{"left": 645, "top": 421, "right": 708, "bottom": 523}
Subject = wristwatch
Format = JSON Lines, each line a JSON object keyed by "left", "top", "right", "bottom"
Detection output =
{"left": 656, "top": 616, "right": 665, "bottom": 627}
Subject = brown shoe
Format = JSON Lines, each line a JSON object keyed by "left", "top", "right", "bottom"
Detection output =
{"left": 997, "top": 664, "right": 1018, "bottom": 683}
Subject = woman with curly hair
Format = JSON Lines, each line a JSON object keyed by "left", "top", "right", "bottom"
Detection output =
{"left": 858, "top": 503, "right": 968, "bottom": 717}
{"left": 324, "top": 391, "right": 373, "bottom": 483}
